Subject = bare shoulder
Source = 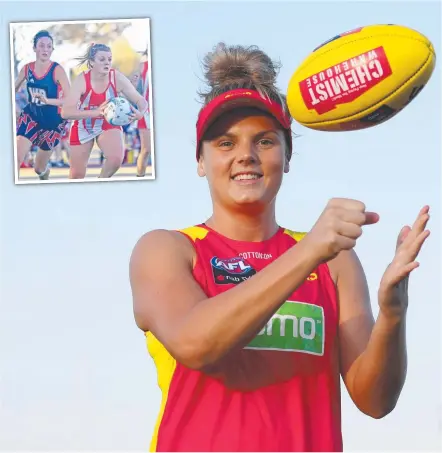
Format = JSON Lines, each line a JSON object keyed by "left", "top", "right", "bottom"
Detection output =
{"left": 130, "top": 229, "right": 195, "bottom": 273}
{"left": 114, "top": 69, "right": 128, "bottom": 85}
{"left": 130, "top": 229, "right": 199, "bottom": 333}
{"left": 54, "top": 63, "right": 66, "bottom": 75}
{"left": 54, "top": 65, "right": 70, "bottom": 85}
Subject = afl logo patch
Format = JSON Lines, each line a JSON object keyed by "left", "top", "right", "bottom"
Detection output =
{"left": 210, "top": 256, "right": 257, "bottom": 285}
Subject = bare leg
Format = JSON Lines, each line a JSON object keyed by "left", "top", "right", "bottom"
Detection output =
{"left": 16, "top": 135, "right": 33, "bottom": 171}
{"left": 62, "top": 140, "right": 71, "bottom": 164}
{"left": 137, "top": 127, "right": 151, "bottom": 177}
{"left": 97, "top": 129, "right": 124, "bottom": 178}
{"left": 69, "top": 141, "right": 94, "bottom": 179}
{"left": 34, "top": 148, "right": 53, "bottom": 180}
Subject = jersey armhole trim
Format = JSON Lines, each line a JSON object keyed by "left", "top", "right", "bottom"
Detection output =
{"left": 283, "top": 228, "right": 307, "bottom": 243}
{"left": 82, "top": 71, "right": 89, "bottom": 96}
{"left": 176, "top": 230, "right": 199, "bottom": 271}
{"left": 52, "top": 62, "right": 59, "bottom": 84}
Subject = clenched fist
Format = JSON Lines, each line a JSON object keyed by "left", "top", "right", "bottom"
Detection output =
{"left": 305, "top": 198, "right": 380, "bottom": 262}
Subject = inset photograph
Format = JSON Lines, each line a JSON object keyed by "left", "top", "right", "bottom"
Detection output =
{"left": 10, "top": 18, "right": 154, "bottom": 184}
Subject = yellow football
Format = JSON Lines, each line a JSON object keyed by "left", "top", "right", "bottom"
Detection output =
{"left": 287, "top": 24, "right": 436, "bottom": 131}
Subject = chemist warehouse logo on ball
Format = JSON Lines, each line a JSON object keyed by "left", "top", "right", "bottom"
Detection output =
{"left": 211, "top": 256, "right": 257, "bottom": 285}
{"left": 299, "top": 46, "right": 393, "bottom": 115}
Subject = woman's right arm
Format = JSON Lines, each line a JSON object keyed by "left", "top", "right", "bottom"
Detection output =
{"left": 130, "top": 229, "right": 320, "bottom": 370}
{"left": 130, "top": 199, "right": 378, "bottom": 370}
{"left": 15, "top": 66, "right": 26, "bottom": 93}
{"left": 61, "top": 74, "right": 102, "bottom": 120}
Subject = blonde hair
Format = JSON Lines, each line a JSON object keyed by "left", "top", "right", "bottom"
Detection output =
{"left": 76, "top": 43, "right": 111, "bottom": 69}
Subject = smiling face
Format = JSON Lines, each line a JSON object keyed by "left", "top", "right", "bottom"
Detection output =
{"left": 198, "top": 107, "right": 290, "bottom": 212}
{"left": 92, "top": 50, "right": 112, "bottom": 74}
{"left": 34, "top": 37, "right": 53, "bottom": 63}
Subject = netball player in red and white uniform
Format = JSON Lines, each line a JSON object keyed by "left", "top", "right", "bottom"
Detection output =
{"left": 135, "top": 53, "right": 152, "bottom": 177}
{"left": 61, "top": 43, "right": 148, "bottom": 179}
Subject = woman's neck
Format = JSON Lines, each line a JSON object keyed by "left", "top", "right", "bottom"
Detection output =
{"left": 34, "top": 60, "right": 51, "bottom": 71}
{"left": 206, "top": 202, "right": 279, "bottom": 242}
{"left": 90, "top": 70, "right": 107, "bottom": 82}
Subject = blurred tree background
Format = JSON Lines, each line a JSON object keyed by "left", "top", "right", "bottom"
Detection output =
{"left": 11, "top": 21, "right": 145, "bottom": 79}
{"left": 46, "top": 22, "right": 131, "bottom": 45}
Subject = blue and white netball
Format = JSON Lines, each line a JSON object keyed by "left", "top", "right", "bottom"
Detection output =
{"left": 103, "top": 96, "right": 132, "bottom": 126}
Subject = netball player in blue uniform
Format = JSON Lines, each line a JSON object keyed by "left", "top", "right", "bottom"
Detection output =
{"left": 15, "top": 30, "right": 70, "bottom": 180}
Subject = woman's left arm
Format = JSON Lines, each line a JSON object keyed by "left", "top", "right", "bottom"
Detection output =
{"left": 333, "top": 206, "right": 430, "bottom": 419}
{"left": 116, "top": 71, "right": 148, "bottom": 121}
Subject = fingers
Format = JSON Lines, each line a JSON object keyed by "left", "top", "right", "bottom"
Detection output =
{"left": 392, "top": 229, "right": 430, "bottom": 284}
{"left": 396, "top": 226, "right": 411, "bottom": 249}
{"left": 399, "top": 206, "right": 430, "bottom": 248}
{"left": 363, "top": 212, "right": 380, "bottom": 225}
{"left": 336, "top": 221, "right": 363, "bottom": 240}
{"left": 327, "top": 198, "right": 379, "bottom": 226}
{"left": 327, "top": 198, "right": 366, "bottom": 212}
{"left": 411, "top": 207, "right": 430, "bottom": 234}
{"left": 401, "top": 229, "right": 431, "bottom": 262}
{"left": 387, "top": 261, "right": 420, "bottom": 286}
{"left": 403, "top": 261, "right": 420, "bottom": 274}
{"left": 335, "top": 235, "right": 357, "bottom": 252}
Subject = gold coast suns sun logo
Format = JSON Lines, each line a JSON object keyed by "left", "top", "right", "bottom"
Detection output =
{"left": 211, "top": 256, "right": 257, "bottom": 285}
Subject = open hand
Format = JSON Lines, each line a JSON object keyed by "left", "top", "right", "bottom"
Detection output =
{"left": 378, "top": 206, "right": 431, "bottom": 317}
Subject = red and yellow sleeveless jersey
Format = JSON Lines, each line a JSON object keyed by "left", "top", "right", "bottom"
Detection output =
{"left": 146, "top": 224, "right": 342, "bottom": 452}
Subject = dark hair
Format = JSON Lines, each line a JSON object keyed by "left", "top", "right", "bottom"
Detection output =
{"left": 198, "top": 43, "right": 293, "bottom": 158}
{"left": 33, "top": 30, "right": 53, "bottom": 48}
{"left": 76, "top": 43, "right": 112, "bottom": 69}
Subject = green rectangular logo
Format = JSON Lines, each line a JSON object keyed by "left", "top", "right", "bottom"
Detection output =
{"left": 245, "top": 301, "right": 324, "bottom": 355}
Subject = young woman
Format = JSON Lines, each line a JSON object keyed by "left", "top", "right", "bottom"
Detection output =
{"left": 61, "top": 43, "right": 148, "bottom": 179}
{"left": 15, "top": 30, "right": 70, "bottom": 180}
{"left": 129, "top": 43, "right": 430, "bottom": 452}
{"left": 134, "top": 52, "right": 152, "bottom": 177}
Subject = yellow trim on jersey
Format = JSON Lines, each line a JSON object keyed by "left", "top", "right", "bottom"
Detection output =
{"left": 283, "top": 228, "right": 307, "bottom": 242}
{"left": 179, "top": 225, "right": 209, "bottom": 242}
{"left": 146, "top": 332, "right": 177, "bottom": 452}
{"left": 146, "top": 226, "right": 306, "bottom": 451}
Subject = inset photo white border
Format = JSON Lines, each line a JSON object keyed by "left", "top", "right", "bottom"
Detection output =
{"left": 10, "top": 18, "right": 155, "bottom": 185}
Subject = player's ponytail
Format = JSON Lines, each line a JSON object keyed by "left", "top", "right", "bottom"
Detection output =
{"left": 76, "top": 43, "right": 112, "bottom": 69}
